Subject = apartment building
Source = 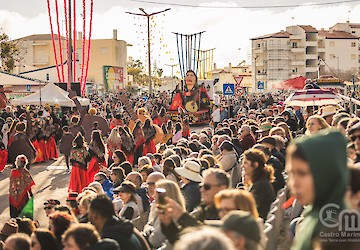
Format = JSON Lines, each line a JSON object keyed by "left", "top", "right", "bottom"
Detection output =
{"left": 251, "top": 23, "right": 360, "bottom": 91}
{"left": 14, "top": 30, "right": 129, "bottom": 91}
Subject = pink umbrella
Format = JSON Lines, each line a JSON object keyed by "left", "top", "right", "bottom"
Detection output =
{"left": 284, "top": 89, "right": 343, "bottom": 106}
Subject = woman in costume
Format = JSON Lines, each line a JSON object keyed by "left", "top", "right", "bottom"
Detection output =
{"left": 0, "top": 139, "right": 8, "bottom": 172}
{"left": 68, "top": 133, "right": 90, "bottom": 193}
{"left": 143, "top": 118, "right": 156, "bottom": 155}
{"left": 118, "top": 127, "right": 135, "bottom": 166}
{"left": 45, "top": 117, "right": 58, "bottom": 160}
{"left": 38, "top": 118, "right": 48, "bottom": 162}
{"left": 153, "top": 107, "right": 169, "bottom": 127}
{"left": 87, "top": 130, "right": 106, "bottom": 183}
{"left": 132, "top": 120, "right": 145, "bottom": 166}
{"left": 29, "top": 119, "right": 44, "bottom": 163}
{"left": 9, "top": 154, "right": 35, "bottom": 218}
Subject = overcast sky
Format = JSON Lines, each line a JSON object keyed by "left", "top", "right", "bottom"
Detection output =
{"left": 1, "top": 0, "right": 360, "bottom": 76}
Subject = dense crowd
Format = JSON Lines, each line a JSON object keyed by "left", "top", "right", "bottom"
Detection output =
{"left": 0, "top": 86, "right": 360, "bottom": 250}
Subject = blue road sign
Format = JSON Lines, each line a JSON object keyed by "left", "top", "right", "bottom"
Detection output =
{"left": 257, "top": 81, "right": 265, "bottom": 90}
{"left": 223, "top": 83, "right": 235, "bottom": 95}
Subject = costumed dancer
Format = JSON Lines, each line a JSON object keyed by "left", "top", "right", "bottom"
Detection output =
{"left": 38, "top": 118, "right": 48, "bottom": 162}
{"left": 68, "top": 133, "right": 90, "bottom": 193}
{"left": 8, "top": 121, "right": 36, "bottom": 166}
{"left": 109, "top": 113, "right": 123, "bottom": 131}
{"left": 59, "top": 126, "right": 75, "bottom": 171}
{"left": 143, "top": 118, "right": 156, "bottom": 155}
{"left": 0, "top": 140, "right": 8, "bottom": 172}
{"left": 153, "top": 107, "right": 169, "bottom": 127}
{"left": 30, "top": 120, "right": 44, "bottom": 163}
{"left": 45, "top": 117, "right": 58, "bottom": 160}
{"left": 118, "top": 127, "right": 135, "bottom": 166}
{"left": 132, "top": 120, "right": 145, "bottom": 166}
{"left": 87, "top": 130, "right": 106, "bottom": 183}
{"left": 9, "top": 155, "right": 35, "bottom": 218}
{"left": 106, "top": 127, "right": 122, "bottom": 166}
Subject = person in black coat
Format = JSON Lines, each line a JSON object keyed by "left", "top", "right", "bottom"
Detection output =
{"left": 242, "top": 148, "right": 275, "bottom": 219}
{"left": 59, "top": 126, "right": 75, "bottom": 170}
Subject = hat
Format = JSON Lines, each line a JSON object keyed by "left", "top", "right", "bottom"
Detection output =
{"left": 219, "top": 140, "right": 234, "bottom": 151}
{"left": 258, "top": 136, "right": 276, "bottom": 147}
{"left": 66, "top": 192, "right": 78, "bottom": 202}
{"left": 255, "top": 122, "right": 273, "bottom": 133}
{"left": 114, "top": 181, "right": 136, "bottom": 194}
{"left": 348, "top": 122, "right": 360, "bottom": 135}
{"left": 206, "top": 211, "right": 261, "bottom": 244}
{"left": 175, "top": 161, "right": 203, "bottom": 183}
{"left": 0, "top": 220, "right": 18, "bottom": 241}
{"left": 319, "top": 106, "right": 336, "bottom": 117}
{"left": 44, "top": 199, "right": 60, "bottom": 206}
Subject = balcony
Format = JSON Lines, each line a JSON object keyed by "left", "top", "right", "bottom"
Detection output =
{"left": 306, "top": 41, "right": 318, "bottom": 47}
{"left": 291, "top": 60, "right": 305, "bottom": 66}
{"left": 290, "top": 35, "right": 303, "bottom": 40}
{"left": 306, "top": 54, "right": 318, "bottom": 60}
{"left": 291, "top": 47, "right": 304, "bottom": 53}
{"left": 305, "top": 66, "right": 318, "bottom": 72}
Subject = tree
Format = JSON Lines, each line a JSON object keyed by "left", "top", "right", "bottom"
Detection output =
{"left": 0, "top": 31, "right": 20, "bottom": 73}
{"left": 127, "top": 59, "right": 148, "bottom": 86}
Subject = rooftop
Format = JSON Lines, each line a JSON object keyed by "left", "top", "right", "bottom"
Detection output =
{"left": 318, "top": 30, "right": 358, "bottom": 39}
{"left": 14, "top": 34, "right": 65, "bottom": 41}
{"left": 299, "top": 25, "right": 318, "bottom": 33}
{"left": 251, "top": 31, "right": 291, "bottom": 40}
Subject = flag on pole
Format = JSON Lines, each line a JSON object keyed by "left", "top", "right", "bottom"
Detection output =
{"left": 19, "top": 196, "right": 34, "bottom": 220}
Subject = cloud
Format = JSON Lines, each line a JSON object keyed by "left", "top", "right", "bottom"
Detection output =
{"left": 1, "top": 1, "right": 360, "bottom": 78}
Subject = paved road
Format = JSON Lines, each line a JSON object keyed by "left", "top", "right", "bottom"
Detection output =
{"left": 0, "top": 157, "right": 70, "bottom": 227}
{"left": 0, "top": 124, "right": 211, "bottom": 227}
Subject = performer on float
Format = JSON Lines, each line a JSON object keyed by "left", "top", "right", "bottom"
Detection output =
{"left": 168, "top": 70, "right": 210, "bottom": 122}
{"left": 68, "top": 133, "right": 90, "bottom": 193}
{"left": 9, "top": 155, "right": 35, "bottom": 218}
{"left": 87, "top": 130, "right": 106, "bottom": 183}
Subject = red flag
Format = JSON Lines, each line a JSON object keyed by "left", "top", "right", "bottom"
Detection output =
{"left": 273, "top": 76, "right": 306, "bottom": 90}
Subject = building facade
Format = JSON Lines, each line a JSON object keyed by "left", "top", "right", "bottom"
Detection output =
{"left": 14, "top": 30, "right": 129, "bottom": 92}
{"left": 251, "top": 23, "right": 360, "bottom": 91}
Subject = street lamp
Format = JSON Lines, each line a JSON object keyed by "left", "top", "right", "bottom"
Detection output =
{"left": 126, "top": 8, "right": 171, "bottom": 95}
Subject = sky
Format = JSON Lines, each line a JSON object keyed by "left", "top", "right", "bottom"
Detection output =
{"left": 1, "top": 0, "right": 360, "bottom": 77}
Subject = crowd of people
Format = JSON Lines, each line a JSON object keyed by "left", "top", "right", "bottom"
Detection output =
{"left": 0, "top": 81, "right": 360, "bottom": 250}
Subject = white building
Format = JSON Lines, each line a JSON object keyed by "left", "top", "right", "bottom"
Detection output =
{"left": 251, "top": 23, "right": 360, "bottom": 91}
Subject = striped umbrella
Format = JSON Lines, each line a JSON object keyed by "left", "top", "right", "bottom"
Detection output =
{"left": 284, "top": 89, "right": 343, "bottom": 106}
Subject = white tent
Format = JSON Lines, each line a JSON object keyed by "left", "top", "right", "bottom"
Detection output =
{"left": 11, "top": 82, "right": 90, "bottom": 107}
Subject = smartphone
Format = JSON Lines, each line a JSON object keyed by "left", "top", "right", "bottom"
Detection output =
{"left": 156, "top": 188, "right": 167, "bottom": 205}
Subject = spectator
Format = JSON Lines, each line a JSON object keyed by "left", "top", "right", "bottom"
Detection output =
{"left": 66, "top": 193, "right": 80, "bottom": 217}
{"left": 4, "top": 233, "right": 31, "bottom": 250}
{"left": 88, "top": 195, "right": 144, "bottom": 250}
{"left": 77, "top": 194, "right": 96, "bottom": 223}
{"left": 30, "top": 229, "right": 59, "bottom": 250}
{"left": 0, "top": 220, "right": 18, "bottom": 242}
{"left": 347, "top": 167, "right": 360, "bottom": 211}
{"left": 43, "top": 199, "right": 61, "bottom": 218}
{"left": 348, "top": 122, "right": 360, "bottom": 163}
{"left": 139, "top": 165, "right": 154, "bottom": 183}
{"left": 49, "top": 211, "right": 74, "bottom": 247}
{"left": 109, "top": 167, "right": 125, "bottom": 189}
{"left": 175, "top": 161, "right": 202, "bottom": 212}
{"left": 216, "top": 141, "right": 239, "bottom": 188}
{"left": 145, "top": 172, "right": 165, "bottom": 202}
{"left": 305, "top": 115, "right": 330, "bottom": 135}
{"left": 116, "top": 181, "right": 140, "bottom": 221}
{"left": 62, "top": 224, "right": 100, "bottom": 250}
{"left": 238, "top": 125, "right": 255, "bottom": 151}
{"left": 287, "top": 130, "right": 348, "bottom": 249}
{"left": 94, "top": 172, "right": 114, "bottom": 200}
{"left": 59, "top": 126, "right": 74, "bottom": 171}
{"left": 242, "top": 149, "right": 275, "bottom": 219}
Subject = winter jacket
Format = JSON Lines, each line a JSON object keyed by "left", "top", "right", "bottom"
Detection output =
{"left": 181, "top": 181, "right": 201, "bottom": 212}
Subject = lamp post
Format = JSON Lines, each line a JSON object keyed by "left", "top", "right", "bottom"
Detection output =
{"left": 126, "top": 8, "right": 171, "bottom": 95}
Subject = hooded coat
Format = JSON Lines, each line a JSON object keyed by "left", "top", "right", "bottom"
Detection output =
{"left": 291, "top": 129, "right": 348, "bottom": 250}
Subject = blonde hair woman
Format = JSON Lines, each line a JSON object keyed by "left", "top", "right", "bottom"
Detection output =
{"left": 277, "top": 122, "right": 293, "bottom": 141}
{"left": 305, "top": 115, "right": 330, "bottom": 135}
{"left": 144, "top": 179, "right": 186, "bottom": 249}
{"left": 106, "top": 127, "right": 122, "bottom": 165}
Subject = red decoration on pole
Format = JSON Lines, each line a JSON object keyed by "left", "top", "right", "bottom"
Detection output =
{"left": 82, "top": 0, "right": 93, "bottom": 97}
{"left": 55, "top": 0, "right": 65, "bottom": 82}
{"left": 63, "top": 0, "right": 70, "bottom": 90}
{"left": 80, "top": 0, "right": 86, "bottom": 91}
{"left": 73, "top": 0, "right": 77, "bottom": 83}
{"left": 46, "top": 0, "right": 61, "bottom": 82}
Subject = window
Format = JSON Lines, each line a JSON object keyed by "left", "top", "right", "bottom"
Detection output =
{"left": 292, "top": 42, "right": 298, "bottom": 48}
{"left": 351, "top": 54, "right": 356, "bottom": 60}
{"left": 352, "top": 31, "right": 356, "bottom": 34}
{"left": 330, "top": 41, "right": 335, "bottom": 47}
{"left": 257, "top": 43, "right": 261, "bottom": 49}
{"left": 352, "top": 42, "right": 356, "bottom": 47}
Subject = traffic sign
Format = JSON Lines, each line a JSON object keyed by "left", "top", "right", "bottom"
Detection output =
{"left": 223, "top": 83, "right": 235, "bottom": 95}
{"left": 257, "top": 81, "right": 265, "bottom": 90}
{"left": 26, "top": 85, "right": 31, "bottom": 92}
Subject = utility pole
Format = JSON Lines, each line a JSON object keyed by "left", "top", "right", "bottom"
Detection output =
{"left": 254, "top": 55, "right": 258, "bottom": 92}
{"left": 165, "top": 63, "right": 178, "bottom": 90}
{"left": 126, "top": 8, "right": 171, "bottom": 95}
{"left": 67, "top": 0, "right": 73, "bottom": 91}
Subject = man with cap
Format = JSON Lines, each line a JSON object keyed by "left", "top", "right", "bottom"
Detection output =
{"left": 175, "top": 160, "right": 203, "bottom": 212}
{"left": 348, "top": 122, "right": 360, "bottom": 163}
{"left": 255, "top": 121, "right": 272, "bottom": 138}
{"left": 43, "top": 199, "right": 60, "bottom": 217}
{"left": 207, "top": 211, "right": 261, "bottom": 250}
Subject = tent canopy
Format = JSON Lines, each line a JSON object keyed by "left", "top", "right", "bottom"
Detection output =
{"left": 11, "top": 83, "right": 90, "bottom": 107}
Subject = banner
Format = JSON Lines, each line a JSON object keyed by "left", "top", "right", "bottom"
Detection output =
{"left": 103, "top": 66, "right": 124, "bottom": 92}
